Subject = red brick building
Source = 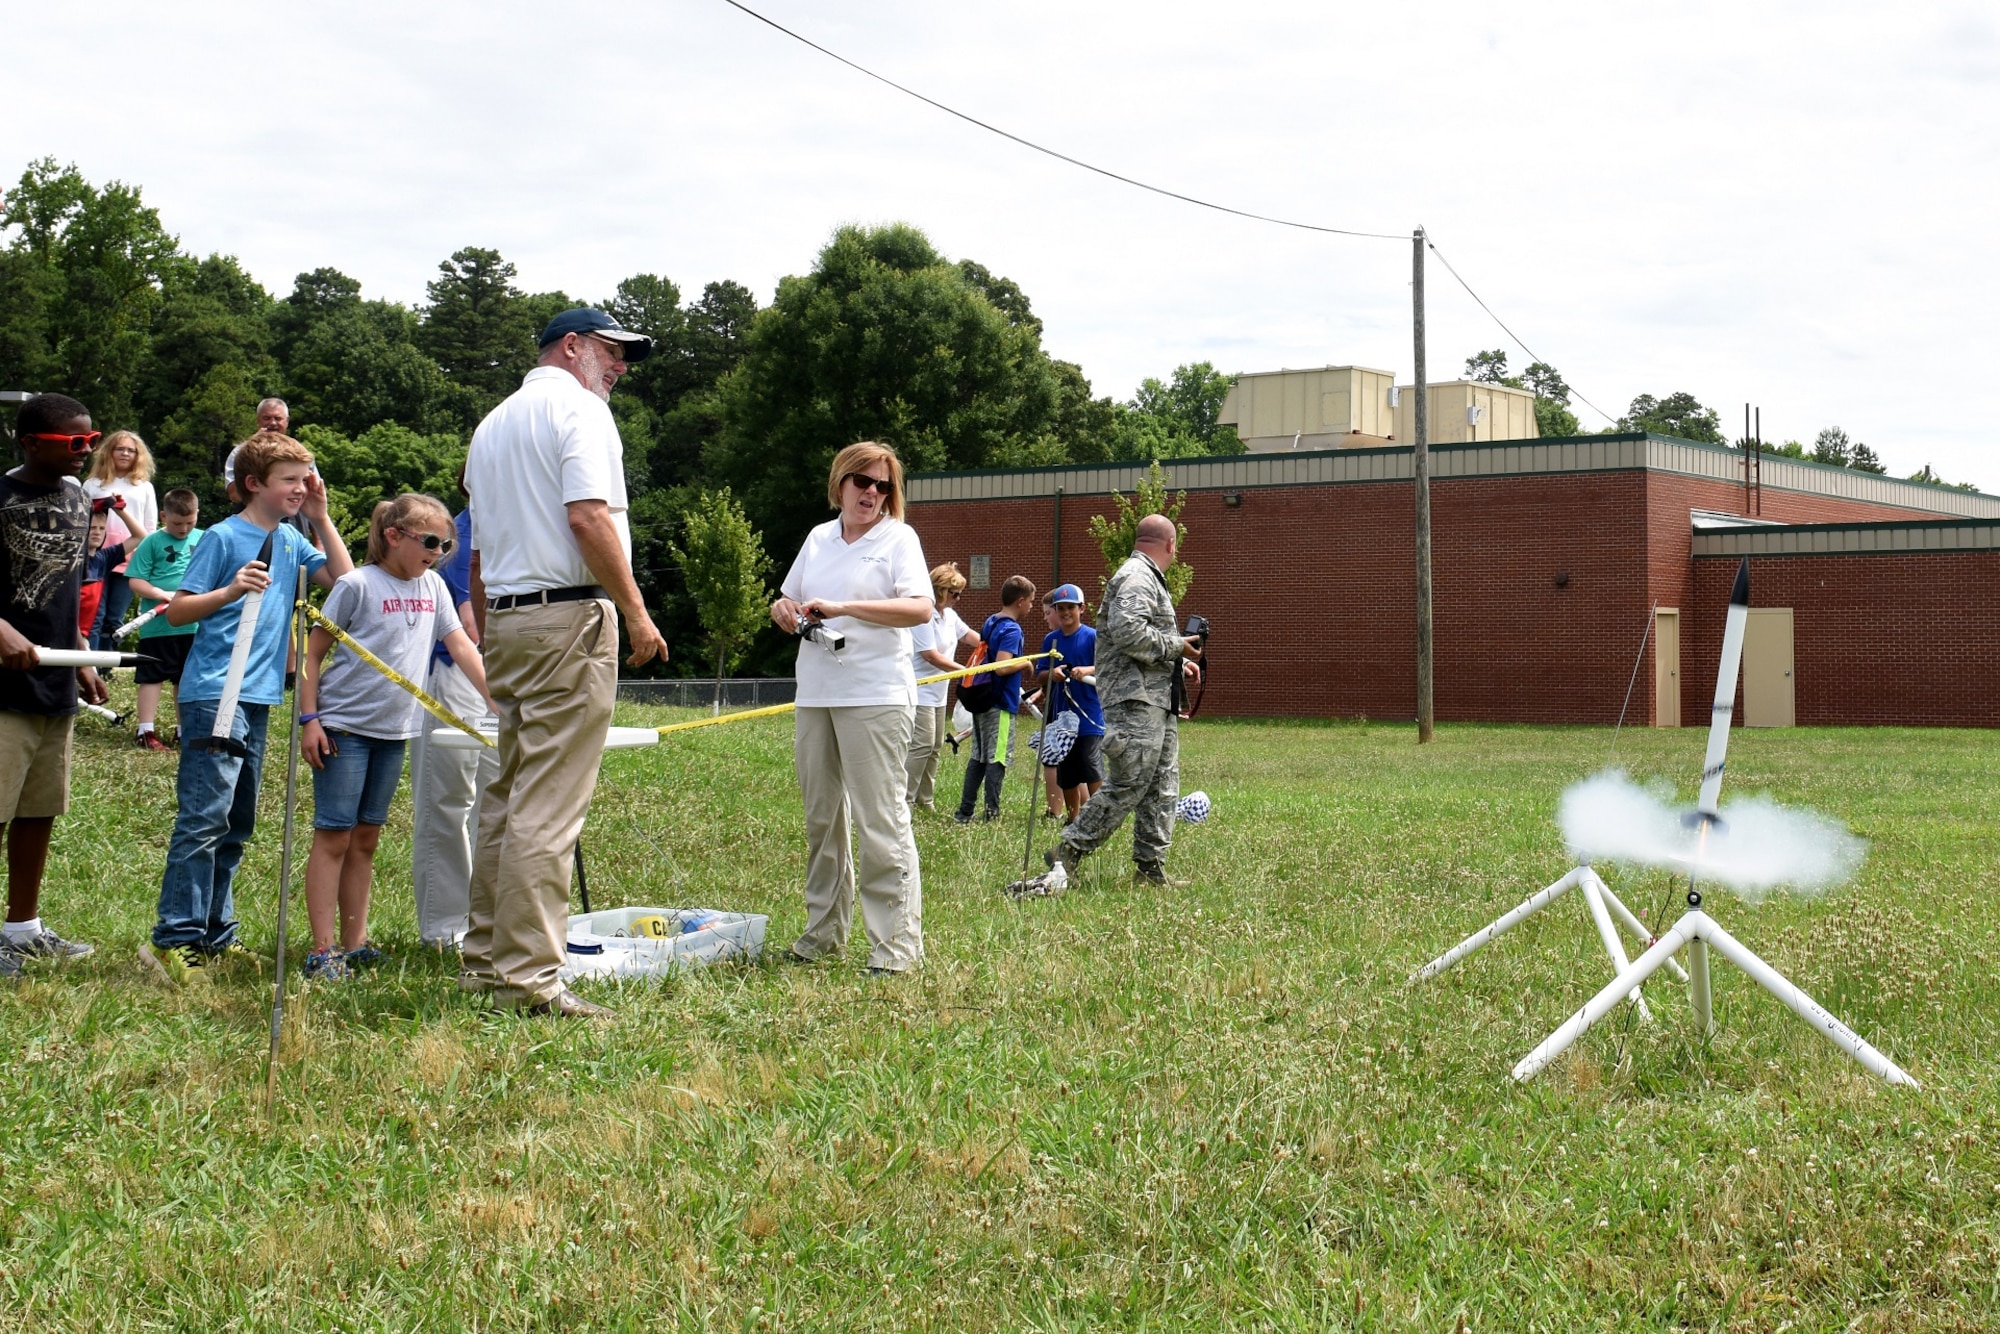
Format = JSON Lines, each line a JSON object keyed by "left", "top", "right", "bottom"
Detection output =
{"left": 905, "top": 434, "right": 2000, "bottom": 728}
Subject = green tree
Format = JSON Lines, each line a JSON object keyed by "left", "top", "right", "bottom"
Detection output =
{"left": 418, "top": 247, "right": 536, "bottom": 409}
{"left": 1087, "top": 461, "right": 1192, "bottom": 605}
{"left": 710, "top": 223, "right": 1060, "bottom": 558}
{"left": 1809, "top": 427, "right": 1883, "bottom": 473}
{"left": 1048, "top": 360, "right": 1125, "bottom": 463}
{"left": 135, "top": 253, "right": 277, "bottom": 494}
{"left": 273, "top": 267, "right": 463, "bottom": 437}
{"left": 669, "top": 488, "right": 773, "bottom": 711}
{"left": 0, "top": 159, "right": 181, "bottom": 425}
{"left": 296, "top": 421, "right": 467, "bottom": 550}
{"left": 1119, "top": 362, "right": 1244, "bottom": 458}
{"left": 1620, "top": 392, "right": 1723, "bottom": 444}
{"left": 1466, "top": 350, "right": 1579, "bottom": 437}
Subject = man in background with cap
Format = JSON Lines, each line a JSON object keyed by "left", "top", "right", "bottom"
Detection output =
{"left": 462, "top": 308, "right": 668, "bottom": 1019}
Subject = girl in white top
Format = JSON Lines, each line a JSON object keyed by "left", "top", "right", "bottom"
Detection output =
{"left": 298, "top": 494, "right": 491, "bottom": 981}
{"left": 770, "top": 442, "right": 934, "bottom": 973}
{"left": 82, "top": 430, "right": 158, "bottom": 648}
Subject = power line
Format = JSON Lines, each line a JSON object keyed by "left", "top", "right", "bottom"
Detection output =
{"left": 720, "top": 0, "right": 1615, "bottom": 425}
{"left": 1424, "top": 235, "right": 1617, "bottom": 426}
{"left": 718, "top": 0, "right": 1403, "bottom": 242}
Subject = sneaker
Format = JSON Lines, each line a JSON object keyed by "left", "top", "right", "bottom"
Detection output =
{"left": 1133, "top": 864, "right": 1190, "bottom": 889}
{"left": 3, "top": 927, "right": 94, "bottom": 960}
{"left": 0, "top": 952, "right": 21, "bottom": 979}
{"left": 978, "top": 808, "right": 1003, "bottom": 823}
{"left": 207, "top": 942, "right": 268, "bottom": 970}
{"left": 952, "top": 813, "right": 974, "bottom": 826}
{"left": 140, "top": 943, "right": 210, "bottom": 987}
{"left": 135, "top": 731, "right": 171, "bottom": 752}
{"left": 343, "top": 943, "right": 384, "bottom": 969}
{"left": 303, "top": 948, "right": 351, "bottom": 982}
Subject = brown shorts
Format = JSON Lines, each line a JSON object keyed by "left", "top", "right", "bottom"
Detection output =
{"left": 0, "top": 711, "right": 74, "bottom": 821}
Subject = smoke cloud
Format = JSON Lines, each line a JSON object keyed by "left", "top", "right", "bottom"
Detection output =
{"left": 1557, "top": 770, "right": 1865, "bottom": 900}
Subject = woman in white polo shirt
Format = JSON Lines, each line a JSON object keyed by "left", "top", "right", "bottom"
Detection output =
{"left": 769, "top": 442, "right": 935, "bottom": 974}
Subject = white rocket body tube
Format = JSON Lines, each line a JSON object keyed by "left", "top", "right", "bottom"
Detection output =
{"left": 1694, "top": 559, "right": 1750, "bottom": 819}
{"left": 205, "top": 530, "right": 276, "bottom": 753}
{"left": 27, "top": 648, "right": 147, "bottom": 670}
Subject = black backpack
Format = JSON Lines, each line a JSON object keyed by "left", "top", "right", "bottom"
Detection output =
{"left": 955, "top": 614, "right": 1008, "bottom": 714}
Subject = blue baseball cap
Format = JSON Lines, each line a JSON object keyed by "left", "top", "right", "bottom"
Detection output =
{"left": 1051, "top": 584, "right": 1085, "bottom": 605}
{"left": 537, "top": 307, "right": 653, "bottom": 362}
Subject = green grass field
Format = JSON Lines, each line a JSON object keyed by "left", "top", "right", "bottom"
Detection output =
{"left": 3, "top": 691, "right": 1996, "bottom": 1331}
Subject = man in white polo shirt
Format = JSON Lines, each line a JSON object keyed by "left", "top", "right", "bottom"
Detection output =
{"left": 463, "top": 308, "right": 669, "bottom": 1019}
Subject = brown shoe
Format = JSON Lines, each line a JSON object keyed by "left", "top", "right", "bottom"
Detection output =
{"left": 520, "top": 989, "right": 614, "bottom": 1020}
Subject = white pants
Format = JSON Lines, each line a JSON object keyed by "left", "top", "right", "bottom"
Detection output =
{"left": 408, "top": 658, "right": 495, "bottom": 944}
{"left": 793, "top": 705, "right": 923, "bottom": 971}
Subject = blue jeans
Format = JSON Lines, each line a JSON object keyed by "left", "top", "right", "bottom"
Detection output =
{"left": 153, "top": 698, "right": 270, "bottom": 951}
{"left": 311, "top": 731, "right": 407, "bottom": 830}
{"left": 91, "top": 572, "right": 133, "bottom": 650}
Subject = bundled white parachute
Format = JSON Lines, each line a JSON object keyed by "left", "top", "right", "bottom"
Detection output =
{"left": 1176, "top": 791, "right": 1212, "bottom": 824}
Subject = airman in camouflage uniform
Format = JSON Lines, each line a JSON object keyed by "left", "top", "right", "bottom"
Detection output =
{"left": 1050, "top": 514, "right": 1200, "bottom": 885}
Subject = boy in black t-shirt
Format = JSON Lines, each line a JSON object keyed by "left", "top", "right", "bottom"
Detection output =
{"left": 0, "top": 393, "right": 109, "bottom": 975}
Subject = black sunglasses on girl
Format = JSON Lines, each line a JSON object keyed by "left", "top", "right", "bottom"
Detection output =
{"left": 844, "top": 473, "right": 894, "bottom": 495}
{"left": 395, "top": 527, "right": 456, "bottom": 555}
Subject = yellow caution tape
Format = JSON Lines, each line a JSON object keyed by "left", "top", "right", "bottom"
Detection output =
{"left": 654, "top": 651, "right": 1059, "bottom": 737}
{"left": 301, "top": 603, "right": 493, "bottom": 747}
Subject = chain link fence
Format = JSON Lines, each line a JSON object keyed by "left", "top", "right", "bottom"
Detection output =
{"left": 615, "top": 678, "right": 798, "bottom": 710}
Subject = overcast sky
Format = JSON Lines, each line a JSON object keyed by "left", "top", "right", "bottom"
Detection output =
{"left": 11, "top": 2, "right": 1998, "bottom": 485}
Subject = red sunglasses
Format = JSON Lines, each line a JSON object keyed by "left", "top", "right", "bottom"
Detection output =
{"left": 23, "top": 431, "right": 102, "bottom": 455}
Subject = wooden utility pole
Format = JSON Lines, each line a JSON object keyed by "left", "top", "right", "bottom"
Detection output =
{"left": 1413, "top": 228, "right": 1435, "bottom": 743}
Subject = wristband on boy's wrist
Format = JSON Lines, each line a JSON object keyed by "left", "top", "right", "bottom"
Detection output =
{"left": 299, "top": 712, "right": 319, "bottom": 724}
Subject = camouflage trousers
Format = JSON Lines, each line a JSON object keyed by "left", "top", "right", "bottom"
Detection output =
{"left": 1058, "top": 699, "right": 1179, "bottom": 872}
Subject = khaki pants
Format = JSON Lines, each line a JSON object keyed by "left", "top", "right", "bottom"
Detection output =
{"left": 794, "top": 705, "right": 923, "bottom": 971}
{"left": 463, "top": 599, "right": 617, "bottom": 1006}
{"left": 408, "top": 659, "right": 496, "bottom": 944}
{"left": 903, "top": 702, "right": 949, "bottom": 807}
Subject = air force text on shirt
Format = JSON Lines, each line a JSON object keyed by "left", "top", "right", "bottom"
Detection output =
{"left": 379, "top": 595, "right": 437, "bottom": 614}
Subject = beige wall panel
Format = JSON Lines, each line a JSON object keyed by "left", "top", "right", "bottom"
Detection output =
{"left": 1655, "top": 610, "right": 1680, "bottom": 727}
{"left": 1743, "top": 608, "right": 1796, "bottom": 727}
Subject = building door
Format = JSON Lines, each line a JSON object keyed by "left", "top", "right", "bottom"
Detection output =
{"left": 1743, "top": 608, "right": 1795, "bottom": 727}
{"left": 1654, "top": 609, "right": 1680, "bottom": 727}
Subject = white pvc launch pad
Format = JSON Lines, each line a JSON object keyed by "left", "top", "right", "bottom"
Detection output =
{"left": 561, "top": 906, "right": 767, "bottom": 981}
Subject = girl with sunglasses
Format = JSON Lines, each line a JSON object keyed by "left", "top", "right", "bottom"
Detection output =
{"left": 296, "top": 493, "right": 490, "bottom": 981}
{"left": 82, "top": 431, "right": 158, "bottom": 652}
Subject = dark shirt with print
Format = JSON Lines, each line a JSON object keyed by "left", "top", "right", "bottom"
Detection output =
{"left": 0, "top": 472, "right": 89, "bottom": 716}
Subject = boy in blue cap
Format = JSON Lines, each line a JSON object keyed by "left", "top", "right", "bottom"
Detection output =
{"left": 1038, "top": 584, "right": 1104, "bottom": 823}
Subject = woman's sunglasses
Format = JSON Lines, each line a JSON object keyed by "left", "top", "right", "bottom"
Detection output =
{"left": 395, "top": 527, "right": 456, "bottom": 555}
{"left": 843, "top": 473, "right": 895, "bottom": 495}
{"left": 23, "top": 431, "right": 102, "bottom": 455}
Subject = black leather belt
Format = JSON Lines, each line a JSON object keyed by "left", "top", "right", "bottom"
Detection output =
{"left": 487, "top": 584, "right": 607, "bottom": 612}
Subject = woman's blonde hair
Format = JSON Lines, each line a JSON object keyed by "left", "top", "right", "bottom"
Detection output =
{"left": 930, "top": 561, "right": 966, "bottom": 596}
{"left": 87, "top": 430, "right": 154, "bottom": 485}
{"left": 366, "top": 493, "right": 453, "bottom": 566}
{"left": 825, "top": 441, "right": 906, "bottom": 521}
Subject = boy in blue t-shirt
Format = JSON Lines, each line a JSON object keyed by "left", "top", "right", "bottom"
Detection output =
{"left": 123, "top": 488, "right": 203, "bottom": 751}
{"left": 954, "top": 575, "right": 1037, "bottom": 823}
{"left": 1038, "top": 584, "right": 1106, "bottom": 824}
{"left": 141, "top": 434, "right": 352, "bottom": 984}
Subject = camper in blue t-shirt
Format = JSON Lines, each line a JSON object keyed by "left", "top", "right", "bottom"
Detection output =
{"left": 1039, "top": 584, "right": 1106, "bottom": 822}
{"left": 141, "top": 435, "right": 352, "bottom": 985}
{"left": 953, "top": 575, "right": 1038, "bottom": 823}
